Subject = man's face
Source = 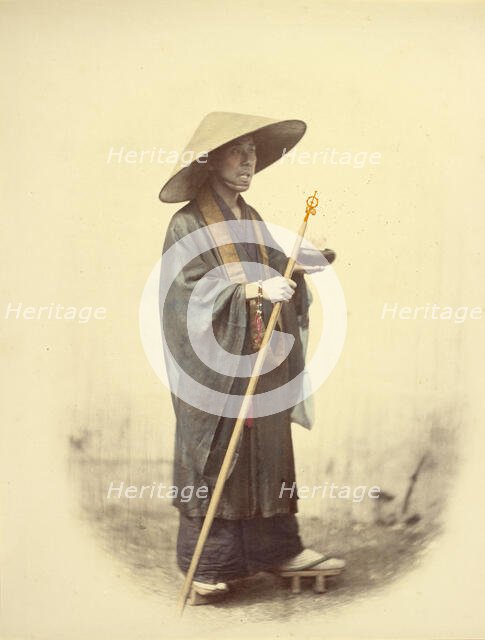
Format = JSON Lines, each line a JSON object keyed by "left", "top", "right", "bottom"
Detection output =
{"left": 209, "top": 135, "right": 257, "bottom": 193}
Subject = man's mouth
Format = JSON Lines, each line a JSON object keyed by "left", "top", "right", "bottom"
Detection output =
{"left": 238, "top": 171, "right": 252, "bottom": 180}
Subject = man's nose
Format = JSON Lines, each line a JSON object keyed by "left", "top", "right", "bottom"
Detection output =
{"left": 241, "top": 150, "right": 255, "bottom": 165}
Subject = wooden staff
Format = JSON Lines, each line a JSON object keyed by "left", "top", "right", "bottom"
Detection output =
{"left": 177, "top": 192, "right": 320, "bottom": 614}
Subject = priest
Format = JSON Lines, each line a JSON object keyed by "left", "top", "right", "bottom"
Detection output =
{"left": 159, "top": 112, "right": 344, "bottom": 602}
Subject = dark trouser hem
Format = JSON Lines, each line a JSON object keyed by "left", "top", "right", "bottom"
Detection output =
{"left": 176, "top": 510, "right": 303, "bottom": 583}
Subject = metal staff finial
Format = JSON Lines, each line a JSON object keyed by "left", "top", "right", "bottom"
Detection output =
{"left": 304, "top": 191, "right": 319, "bottom": 221}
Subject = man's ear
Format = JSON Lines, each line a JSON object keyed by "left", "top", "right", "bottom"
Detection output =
{"left": 207, "top": 147, "right": 224, "bottom": 173}
{"left": 206, "top": 153, "right": 216, "bottom": 173}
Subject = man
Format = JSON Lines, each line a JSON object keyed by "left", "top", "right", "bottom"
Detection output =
{"left": 159, "top": 112, "right": 344, "bottom": 602}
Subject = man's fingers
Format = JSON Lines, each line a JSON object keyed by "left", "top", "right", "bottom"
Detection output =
{"left": 264, "top": 276, "right": 297, "bottom": 303}
{"left": 307, "top": 265, "right": 325, "bottom": 272}
{"left": 283, "top": 287, "right": 295, "bottom": 301}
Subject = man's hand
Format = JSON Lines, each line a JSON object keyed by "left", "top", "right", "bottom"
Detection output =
{"left": 293, "top": 247, "right": 337, "bottom": 273}
{"left": 262, "top": 276, "right": 296, "bottom": 303}
{"left": 245, "top": 277, "right": 296, "bottom": 303}
{"left": 293, "top": 262, "right": 325, "bottom": 274}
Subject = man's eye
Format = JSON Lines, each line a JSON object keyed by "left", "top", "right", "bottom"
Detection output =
{"left": 229, "top": 145, "right": 256, "bottom": 155}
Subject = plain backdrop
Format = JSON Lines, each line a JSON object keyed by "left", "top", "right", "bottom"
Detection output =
{"left": 1, "top": 1, "right": 485, "bottom": 638}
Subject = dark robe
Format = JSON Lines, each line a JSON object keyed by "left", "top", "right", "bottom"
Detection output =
{"left": 160, "top": 187, "right": 313, "bottom": 580}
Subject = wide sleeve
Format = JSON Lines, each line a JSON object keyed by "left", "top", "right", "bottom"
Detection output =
{"left": 160, "top": 212, "right": 249, "bottom": 476}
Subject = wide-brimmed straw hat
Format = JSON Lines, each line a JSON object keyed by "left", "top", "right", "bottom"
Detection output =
{"left": 159, "top": 111, "right": 306, "bottom": 203}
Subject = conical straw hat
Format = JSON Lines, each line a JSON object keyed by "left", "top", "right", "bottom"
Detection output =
{"left": 159, "top": 111, "right": 306, "bottom": 203}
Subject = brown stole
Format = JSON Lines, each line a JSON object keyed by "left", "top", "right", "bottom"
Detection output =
{"left": 196, "top": 182, "right": 279, "bottom": 351}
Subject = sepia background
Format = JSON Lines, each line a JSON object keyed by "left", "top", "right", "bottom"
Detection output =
{"left": 2, "top": 1, "right": 485, "bottom": 638}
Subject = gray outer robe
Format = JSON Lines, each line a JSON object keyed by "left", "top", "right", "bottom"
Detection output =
{"left": 160, "top": 194, "right": 313, "bottom": 519}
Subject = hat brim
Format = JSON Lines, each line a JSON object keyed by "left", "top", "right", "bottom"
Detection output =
{"left": 159, "top": 119, "right": 306, "bottom": 203}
